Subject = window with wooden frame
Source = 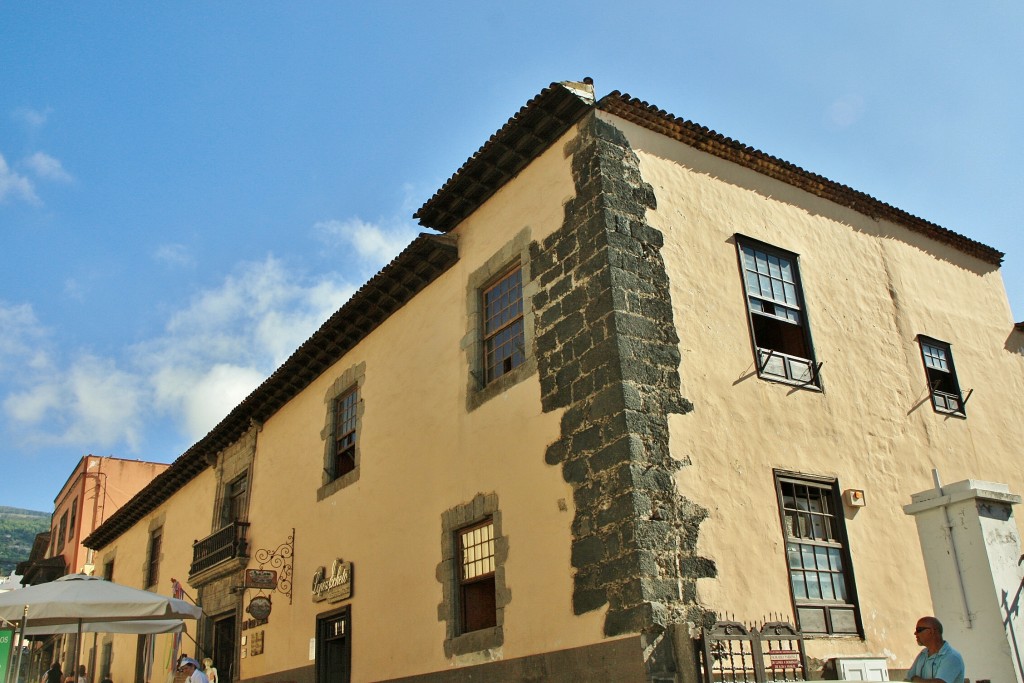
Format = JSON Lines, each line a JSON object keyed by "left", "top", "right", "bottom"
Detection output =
{"left": 482, "top": 267, "right": 525, "bottom": 384}
{"left": 458, "top": 518, "right": 497, "bottom": 634}
{"left": 918, "top": 336, "right": 966, "bottom": 416}
{"left": 56, "top": 511, "right": 68, "bottom": 551}
{"left": 146, "top": 527, "right": 162, "bottom": 587}
{"left": 103, "top": 560, "right": 114, "bottom": 581}
{"left": 332, "top": 387, "right": 359, "bottom": 480}
{"left": 68, "top": 497, "right": 77, "bottom": 541}
{"left": 775, "top": 473, "right": 860, "bottom": 636}
{"left": 737, "top": 237, "right": 820, "bottom": 387}
{"left": 221, "top": 474, "right": 249, "bottom": 525}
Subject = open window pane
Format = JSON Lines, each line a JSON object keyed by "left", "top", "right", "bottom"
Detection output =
{"left": 739, "top": 238, "right": 819, "bottom": 387}
{"left": 918, "top": 336, "right": 965, "bottom": 416}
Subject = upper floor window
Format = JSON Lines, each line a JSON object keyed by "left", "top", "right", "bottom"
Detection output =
{"left": 56, "top": 511, "right": 68, "bottom": 551}
{"left": 775, "top": 473, "right": 860, "bottom": 636}
{"left": 483, "top": 267, "right": 525, "bottom": 384}
{"left": 918, "top": 336, "right": 966, "bottom": 416}
{"left": 333, "top": 387, "right": 359, "bottom": 480}
{"left": 221, "top": 474, "right": 248, "bottom": 525}
{"left": 68, "top": 497, "right": 78, "bottom": 540}
{"left": 318, "top": 362, "right": 365, "bottom": 501}
{"left": 103, "top": 560, "right": 114, "bottom": 581}
{"left": 146, "top": 527, "right": 162, "bottom": 587}
{"left": 737, "top": 237, "right": 820, "bottom": 387}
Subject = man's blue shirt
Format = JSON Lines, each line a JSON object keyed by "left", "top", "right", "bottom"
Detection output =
{"left": 905, "top": 641, "right": 965, "bottom": 683}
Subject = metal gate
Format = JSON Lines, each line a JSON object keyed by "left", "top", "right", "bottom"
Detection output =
{"left": 699, "top": 619, "right": 808, "bottom": 682}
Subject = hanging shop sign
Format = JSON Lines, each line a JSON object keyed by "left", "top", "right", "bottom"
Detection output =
{"left": 245, "top": 569, "right": 278, "bottom": 590}
{"left": 247, "top": 595, "right": 272, "bottom": 621}
{"left": 311, "top": 559, "right": 353, "bottom": 603}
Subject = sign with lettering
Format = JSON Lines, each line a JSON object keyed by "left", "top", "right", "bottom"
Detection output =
{"left": 0, "top": 629, "right": 13, "bottom": 683}
{"left": 768, "top": 649, "right": 801, "bottom": 669}
{"left": 245, "top": 569, "right": 278, "bottom": 590}
{"left": 311, "top": 559, "right": 353, "bottom": 603}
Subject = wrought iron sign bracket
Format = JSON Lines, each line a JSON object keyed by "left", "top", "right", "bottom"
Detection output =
{"left": 250, "top": 528, "right": 294, "bottom": 604}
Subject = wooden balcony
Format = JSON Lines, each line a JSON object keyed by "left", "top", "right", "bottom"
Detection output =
{"left": 189, "top": 521, "right": 250, "bottom": 577}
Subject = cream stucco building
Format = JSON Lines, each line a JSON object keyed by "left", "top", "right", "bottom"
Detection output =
{"left": 84, "top": 80, "right": 1024, "bottom": 682}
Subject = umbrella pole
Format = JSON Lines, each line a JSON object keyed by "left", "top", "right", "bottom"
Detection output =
{"left": 10, "top": 607, "right": 28, "bottom": 683}
{"left": 72, "top": 620, "right": 82, "bottom": 683}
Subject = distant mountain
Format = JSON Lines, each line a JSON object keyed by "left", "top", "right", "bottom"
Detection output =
{"left": 0, "top": 506, "right": 50, "bottom": 573}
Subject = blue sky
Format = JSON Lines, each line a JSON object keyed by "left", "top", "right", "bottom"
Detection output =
{"left": 2, "top": 3, "right": 1022, "bottom": 514}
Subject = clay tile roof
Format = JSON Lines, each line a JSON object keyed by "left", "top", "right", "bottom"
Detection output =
{"left": 415, "top": 80, "right": 597, "bottom": 233}
{"left": 84, "top": 233, "right": 459, "bottom": 550}
{"left": 598, "top": 92, "right": 1003, "bottom": 266}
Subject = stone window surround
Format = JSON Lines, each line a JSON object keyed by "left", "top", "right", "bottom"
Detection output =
{"left": 437, "top": 492, "right": 510, "bottom": 658}
{"left": 318, "top": 361, "right": 366, "bottom": 501}
{"left": 463, "top": 228, "right": 538, "bottom": 411}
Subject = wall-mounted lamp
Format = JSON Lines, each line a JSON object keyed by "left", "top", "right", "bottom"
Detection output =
{"left": 843, "top": 489, "right": 866, "bottom": 508}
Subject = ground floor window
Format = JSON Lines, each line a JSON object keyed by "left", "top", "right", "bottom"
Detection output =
{"left": 774, "top": 472, "right": 861, "bottom": 636}
{"left": 437, "top": 493, "right": 508, "bottom": 657}
{"left": 316, "top": 607, "right": 351, "bottom": 683}
{"left": 458, "top": 519, "right": 497, "bottom": 633}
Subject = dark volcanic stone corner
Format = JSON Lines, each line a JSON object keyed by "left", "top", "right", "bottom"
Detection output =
{"left": 531, "top": 114, "right": 716, "bottom": 658}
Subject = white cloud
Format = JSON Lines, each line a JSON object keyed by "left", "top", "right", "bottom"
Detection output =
{"left": 152, "top": 363, "right": 266, "bottom": 439}
{"left": 0, "top": 301, "right": 52, "bottom": 376}
{"left": 0, "top": 152, "right": 39, "bottom": 204}
{"left": 141, "top": 256, "right": 355, "bottom": 438}
{"left": 313, "top": 217, "right": 418, "bottom": 268}
{"left": 12, "top": 107, "right": 50, "bottom": 130}
{"left": 3, "top": 354, "right": 144, "bottom": 449}
{"left": 154, "top": 243, "right": 196, "bottom": 269}
{"left": 2, "top": 256, "right": 357, "bottom": 449}
{"left": 24, "top": 152, "right": 73, "bottom": 183}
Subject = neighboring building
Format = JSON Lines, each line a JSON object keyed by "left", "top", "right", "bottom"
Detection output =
{"left": 19, "top": 456, "right": 171, "bottom": 583}
{"left": 84, "top": 80, "right": 1024, "bottom": 683}
{"left": 15, "top": 456, "right": 170, "bottom": 683}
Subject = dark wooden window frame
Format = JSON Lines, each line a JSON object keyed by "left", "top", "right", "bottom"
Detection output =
{"left": 68, "top": 497, "right": 78, "bottom": 541}
{"left": 917, "top": 335, "right": 967, "bottom": 417}
{"left": 482, "top": 266, "right": 525, "bottom": 384}
{"left": 56, "top": 511, "right": 68, "bottom": 551}
{"left": 332, "top": 387, "right": 359, "bottom": 480}
{"left": 457, "top": 518, "right": 497, "bottom": 634}
{"left": 222, "top": 474, "right": 249, "bottom": 526}
{"left": 774, "top": 471, "right": 861, "bottom": 637}
{"left": 736, "top": 235, "right": 821, "bottom": 389}
{"left": 146, "top": 527, "right": 162, "bottom": 588}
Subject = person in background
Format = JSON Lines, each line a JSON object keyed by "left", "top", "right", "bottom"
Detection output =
{"left": 905, "top": 616, "right": 965, "bottom": 683}
{"left": 201, "top": 658, "right": 218, "bottom": 683}
{"left": 177, "top": 659, "right": 208, "bottom": 683}
{"left": 45, "top": 662, "right": 62, "bottom": 683}
{"left": 77, "top": 664, "right": 86, "bottom": 683}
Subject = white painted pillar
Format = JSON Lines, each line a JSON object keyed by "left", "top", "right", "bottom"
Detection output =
{"left": 903, "top": 479, "right": 1024, "bottom": 683}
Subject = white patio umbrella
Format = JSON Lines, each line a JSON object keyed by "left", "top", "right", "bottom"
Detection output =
{"left": 0, "top": 574, "right": 201, "bottom": 683}
{"left": 19, "top": 619, "right": 185, "bottom": 635}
